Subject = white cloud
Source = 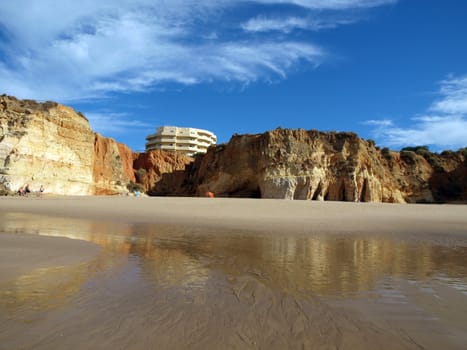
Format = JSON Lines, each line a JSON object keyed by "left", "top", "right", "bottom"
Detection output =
{"left": 374, "top": 115, "right": 467, "bottom": 149}
{"left": 253, "top": 0, "right": 397, "bottom": 10}
{"left": 86, "top": 112, "right": 153, "bottom": 134}
{"left": 0, "top": 0, "right": 395, "bottom": 101}
{"left": 364, "top": 119, "right": 393, "bottom": 127}
{"left": 366, "top": 76, "right": 467, "bottom": 150}
{"left": 430, "top": 75, "right": 467, "bottom": 115}
{"left": 241, "top": 16, "right": 355, "bottom": 33}
{"left": 243, "top": 17, "right": 308, "bottom": 33}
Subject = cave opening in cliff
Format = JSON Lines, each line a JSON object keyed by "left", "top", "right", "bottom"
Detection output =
{"left": 338, "top": 181, "right": 346, "bottom": 201}
{"left": 360, "top": 178, "right": 369, "bottom": 202}
{"left": 312, "top": 182, "right": 322, "bottom": 201}
{"left": 227, "top": 184, "right": 262, "bottom": 198}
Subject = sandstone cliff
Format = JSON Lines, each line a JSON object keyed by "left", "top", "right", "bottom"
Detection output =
{"left": 1, "top": 96, "right": 95, "bottom": 194}
{"left": 2, "top": 95, "right": 465, "bottom": 202}
{"left": 133, "top": 150, "right": 193, "bottom": 192}
{"left": 150, "top": 128, "right": 466, "bottom": 203}
{"left": 93, "top": 133, "right": 135, "bottom": 195}
{"left": 391, "top": 146, "right": 467, "bottom": 203}
{"left": 0, "top": 95, "right": 132, "bottom": 195}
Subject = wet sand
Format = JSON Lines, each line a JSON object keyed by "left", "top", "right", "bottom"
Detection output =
{"left": 0, "top": 233, "right": 99, "bottom": 282}
{"left": 1, "top": 197, "right": 467, "bottom": 349}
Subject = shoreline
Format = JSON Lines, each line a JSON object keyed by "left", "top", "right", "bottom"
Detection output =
{"left": 1, "top": 196, "right": 467, "bottom": 237}
{"left": 1, "top": 196, "right": 467, "bottom": 281}
{"left": 0, "top": 196, "right": 467, "bottom": 230}
{"left": 1, "top": 196, "right": 467, "bottom": 349}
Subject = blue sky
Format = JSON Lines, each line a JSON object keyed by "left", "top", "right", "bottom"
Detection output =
{"left": 1, "top": 0, "right": 466, "bottom": 151}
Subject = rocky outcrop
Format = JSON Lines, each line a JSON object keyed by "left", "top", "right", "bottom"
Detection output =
{"left": 93, "top": 133, "right": 135, "bottom": 195}
{"left": 181, "top": 129, "right": 405, "bottom": 202}
{"left": 0, "top": 95, "right": 133, "bottom": 195}
{"left": 151, "top": 128, "right": 466, "bottom": 203}
{"left": 2, "top": 95, "right": 465, "bottom": 202}
{"left": 133, "top": 150, "right": 193, "bottom": 193}
{"left": 1, "top": 96, "right": 95, "bottom": 194}
{"left": 392, "top": 147, "right": 467, "bottom": 203}
{"left": 0, "top": 95, "right": 200, "bottom": 196}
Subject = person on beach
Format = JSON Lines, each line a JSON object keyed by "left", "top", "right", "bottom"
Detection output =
{"left": 24, "top": 184, "right": 31, "bottom": 196}
{"left": 17, "top": 186, "right": 24, "bottom": 196}
{"left": 39, "top": 185, "right": 45, "bottom": 196}
{"left": 204, "top": 191, "right": 215, "bottom": 198}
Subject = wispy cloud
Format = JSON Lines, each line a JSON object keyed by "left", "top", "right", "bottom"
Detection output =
{"left": 0, "top": 0, "right": 396, "bottom": 101}
{"left": 430, "top": 75, "right": 467, "bottom": 115}
{"left": 242, "top": 16, "right": 355, "bottom": 33}
{"left": 254, "top": 0, "right": 397, "bottom": 10}
{"left": 366, "top": 75, "right": 467, "bottom": 150}
{"left": 364, "top": 119, "right": 393, "bottom": 127}
{"left": 86, "top": 112, "right": 153, "bottom": 134}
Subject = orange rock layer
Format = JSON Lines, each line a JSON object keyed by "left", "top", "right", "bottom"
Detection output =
{"left": 0, "top": 95, "right": 193, "bottom": 195}
{"left": 150, "top": 128, "right": 466, "bottom": 203}
{"left": 1, "top": 96, "right": 465, "bottom": 202}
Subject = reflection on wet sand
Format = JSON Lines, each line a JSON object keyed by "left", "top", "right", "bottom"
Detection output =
{"left": 3, "top": 212, "right": 467, "bottom": 296}
{"left": 1, "top": 212, "right": 467, "bottom": 349}
{"left": 1, "top": 264, "right": 95, "bottom": 322}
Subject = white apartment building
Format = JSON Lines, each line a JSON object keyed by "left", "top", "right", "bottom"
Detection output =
{"left": 145, "top": 126, "right": 217, "bottom": 156}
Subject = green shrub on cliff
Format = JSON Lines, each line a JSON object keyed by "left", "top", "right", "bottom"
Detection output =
{"left": 400, "top": 150, "right": 417, "bottom": 165}
{"left": 381, "top": 147, "right": 392, "bottom": 160}
{"left": 401, "top": 145, "right": 430, "bottom": 155}
{"left": 136, "top": 168, "right": 147, "bottom": 183}
{"left": 127, "top": 181, "right": 145, "bottom": 193}
{"left": 401, "top": 145, "right": 444, "bottom": 170}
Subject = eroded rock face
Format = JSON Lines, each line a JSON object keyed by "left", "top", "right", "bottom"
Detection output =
{"left": 154, "top": 128, "right": 466, "bottom": 203}
{"left": 2, "top": 95, "right": 465, "bottom": 202}
{"left": 183, "top": 129, "right": 405, "bottom": 202}
{"left": 1, "top": 96, "right": 96, "bottom": 194}
{"left": 93, "top": 133, "right": 135, "bottom": 195}
{"left": 133, "top": 150, "right": 193, "bottom": 193}
{"left": 0, "top": 95, "right": 132, "bottom": 195}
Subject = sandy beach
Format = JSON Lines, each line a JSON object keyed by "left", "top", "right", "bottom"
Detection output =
{"left": 1, "top": 196, "right": 467, "bottom": 349}
{"left": 1, "top": 195, "right": 465, "bottom": 283}
{"left": 1, "top": 196, "right": 466, "bottom": 273}
{"left": 1, "top": 195, "right": 467, "bottom": 236}
{"left": 0, "top": 233, "right": 99, "bottom": 282}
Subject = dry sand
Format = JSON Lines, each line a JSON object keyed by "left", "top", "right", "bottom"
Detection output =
{"left": 1, "top": 197, "right": 467, "bottom": 350}
{"left": 1, "top": 195, "right": 467, "bottom": 236}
